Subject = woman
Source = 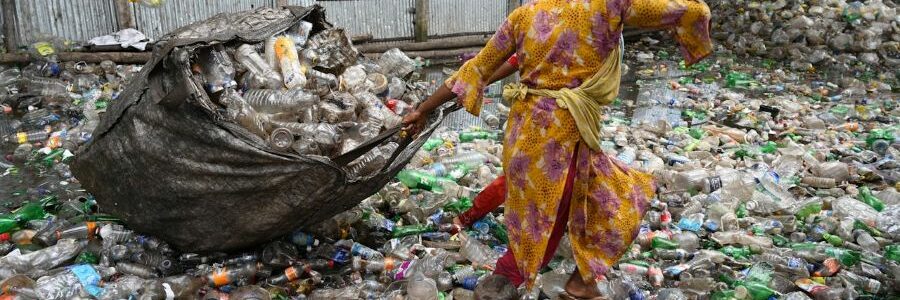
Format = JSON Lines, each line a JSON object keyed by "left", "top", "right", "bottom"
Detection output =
{"left": 404, "top": 0, "right": 712, "bottom": 298}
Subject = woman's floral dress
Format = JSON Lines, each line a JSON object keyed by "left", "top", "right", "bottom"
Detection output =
{"left": 445, "top": 0, "right": 713, "bottom": 288}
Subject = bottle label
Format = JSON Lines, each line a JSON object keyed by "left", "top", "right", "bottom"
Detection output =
{"left": 461, "top": 276, "right": 479, "bottom": 290}
{"left": 211, "top": 269, "right": 230, "bottom": 287}
{"left": 71, "top": 264, "right": 103, "bottom": 297}
{"left": 332, "top": 248, "right": 351, "bottom": 264}
{"left": 162, "top": 283, "right": 175, "bottom": 300}
{"left": 707, "top": 176, "right": 722, "bottom": 192}
{"left": 34, "top": 42, "right": 55, "bottom": 56}
{"left": 285, "top": 266, "right": 300, "bottom": 282}
{"left": 392, "top": 260, "right": 415, "bottom": 281}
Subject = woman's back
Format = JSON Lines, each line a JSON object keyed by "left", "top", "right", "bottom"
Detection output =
{"left": 513, "top": 0, "right": 629, "bottom": 89}
{"left": 508, "top": 0, "right": 711, "bottom": 89}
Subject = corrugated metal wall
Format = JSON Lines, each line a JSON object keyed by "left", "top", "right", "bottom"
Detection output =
{"left": 132, "top": 0, "right": 273, "bottom": 40}
{"left": 4, "top": 0, "right": 514, "bottom": 48}
{"left": 313, "top": 0, "right": 415, "bottom": 40}
{"left": 14, "top": 0, "right": 119, "bottom": 44}
{"left": 429, "top": 0, "right": 507, "bottom": 36}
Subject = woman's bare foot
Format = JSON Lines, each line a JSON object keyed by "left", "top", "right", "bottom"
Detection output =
{"left": 563, "top": 272, "right": 604, "bottom": 299}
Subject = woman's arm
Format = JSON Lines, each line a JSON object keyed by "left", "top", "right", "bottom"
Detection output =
{"left": 403, "top": 9, "right": 523, "bottom": 134}
{"left": 403, "top": 57, "right": 520, "bottom": 133}
{"left": 624, "top": 0, "right": 712, "bottom": 65}
{"left": 487, "top": 60, "right": 519, "bottom": 84}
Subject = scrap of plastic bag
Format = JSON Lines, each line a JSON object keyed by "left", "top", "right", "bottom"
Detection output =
{"left": 88, "top": 28, "right": 150, "bottom": 51}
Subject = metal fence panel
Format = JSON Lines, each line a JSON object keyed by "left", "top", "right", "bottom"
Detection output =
{"left": 14, "top": 0, "right": 119, "bottom": 45}
{"left": 284, "top": 0, "right": 316, "bottom": 7}
{"left": 133, "top": 0, "right": 276, "bottom": 41}
{"left": 313, "top": 0, "right": 414, "bottom": 40}
{"left": 3, "top": 0, "right": 518, "bottom": 48}
{"left": 428, "top": 0, "right": 506, "bottom": 37}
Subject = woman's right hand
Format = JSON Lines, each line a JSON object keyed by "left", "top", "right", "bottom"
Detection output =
{"left": 402, "top": 110, "right": 427, "bottom": 136}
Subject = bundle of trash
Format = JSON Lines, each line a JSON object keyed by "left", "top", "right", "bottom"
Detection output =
{"left": 190, "top": 25, "right": 428, "bottom": 177}
{"left": 707, "top": 0, "right": 899, "bottom": 72}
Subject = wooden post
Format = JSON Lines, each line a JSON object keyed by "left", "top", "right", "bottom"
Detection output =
{"left": 507, "top": 0, "right": 519, "bottom": 15}
{"left": 2, "top": 0, "right": 18, "bottom": 52}
{"left": 414, "top": 0, "right": 428, "bottom": 42}
{"left": 114, "top": 0, "right": 135, "bottom": 29}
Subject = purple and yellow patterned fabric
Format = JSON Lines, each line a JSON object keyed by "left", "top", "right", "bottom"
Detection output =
{"left": 445, "top": 0, "right": 712, "bottom": 289}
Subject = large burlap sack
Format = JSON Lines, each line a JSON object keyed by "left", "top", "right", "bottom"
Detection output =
{"left": 71, "top": 5, "right": 448, "bottom": 252}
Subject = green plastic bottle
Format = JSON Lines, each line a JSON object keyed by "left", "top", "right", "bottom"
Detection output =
{"left": 822, "top": 233, "right": 844, "bottom": 247}
{"left": 853, "top": 220, "right": 882, "bottom": 237}
{"left": 735, "top": 203, "right": 748, "bottom": 219}
{"left": 443, "top": 197, "right": 473, "bottom": 214}
{"left": 857, "top": 186, "right": 885, "bottom": 212}
{"left": 883, "top": 245, "right": 900, "bottom": 263}
{"left": 0, "top": 201, "right": 48, "bottom": 234}
{"left": 720, "top": 274, "right": 775, "bottom": 300}
{"left": 422, "top": 138, "right": 444, "bottom": 151}
{"left": 760, "top": 141, "right": 778, "bottom": 154}
{"left": 0, "top": 218, "right": 17, "bottom": 234}
{"left": 771, "top": 234, "right": 789, "bottom": 247}
{"left": 14, "top": 201, "right": 47, "bottom": 223}
{"left": 688, "top": 128, "right": 705, "bottom": 139}
{"left": 458, "top": 131, "right": 500, "bottom": 143}
{"left": 734, "top": 281, "right": 776, "bottom": 300}
{"left": 76, "top": 252, "right": 99, "bottom": 264}
{"left": 726, "top": 72, "right": 755, "bottom": 88}
{"left": 824, "top": 247, "right": 861, "bottom": 266}
{"left": 651, "top": 237, "right": 678, "bottom": 250}
{"left": 391, "top": 224, "right": 435, "bottom": 238}
{"left": 865, "top": 129, "right": 894, "bottom": 147}
{"left": 488, "top": 221, "right": 509, "bottom": 244}
{"left": 397, "top": 170, "right": 451, "bottom": 192}
{"left": 711, "top": 290, "right": 737, "bottom": 300}
{"left": 719, "top": 246, "right": 753, "bottom": 260}
{"left": 795, "top": 201, "right": 823, "bottom": 219}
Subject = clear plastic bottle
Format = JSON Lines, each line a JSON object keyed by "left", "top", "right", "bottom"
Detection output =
{"left": 35, "top": 265, "right": 112, "bottom": 300}
{"left": 710, "top": 231, "right": 774, "bottom": 248}
{"left": 346, "top": 143, "right": 399, "bottom": 177}
{"left": 459, "top": 232, "right": 499, "bottom": 268}
{"left": 852, "top": 229, "right": 879, "bottom": 252}
{"left": 264, "top": 37, "right": 278, "bottom": 72}
{"left": 674, "top": 169, "right": 708, "bottom": 192}
{"left": 116, "top": 261, "right": 158, "bottom": 278}
{"left": 377, "top": 48, "right": 418, "bottom": 78}
{"left": 268, "top": 127, "right": 294, "bottom": 151}
{"left": 308, "top": 69, "right": 338, "bottom": 88}
{"left": 242, "top": 89, "right": 319, "bottom": 114}
{"left": 5, "top": 129, "right": 50, "bottom": 144}
{"left": 2, "top": 239, "right": 81, "bottom": 276}
{"left": 20, "top": 108, "right": 58, "bottom": 129}
{"left": 273, "top": 121, "right": 351, "bottom": 156}
{"left": 341, "top": 65, "right": 369, "bottom": 93}
{"left": 22, "top": 76, "right": 69, "bottom": 97}
{"left": 131, "top": 250, "right": 176, "bottom": 275}
{"left": 98, "top": 223, "right": 133, "bottom": 249}
{"left": 441, "top": 152, "right": 498, "bottom": 169}
{"left": 204, "top": 262, "right": 260, "bottom": 287}
{"left": 195, "top": 45, "right": 236, "bottom": 93}
{"left": 234, "top": 44, "right": 282, "bottom": 90}
{"left": 274, "top": 36, "right": 307, "bottom": 89}
{"left": 407, "top": 272, "right": 439, "bottom": 300}
{"left": 219, "top": 89, "right": 270, "bottom": 139}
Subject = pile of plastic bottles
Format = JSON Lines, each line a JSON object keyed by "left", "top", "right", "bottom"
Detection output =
{"left": 0, "top": 19, "right": 899, "bottom": 300}
{"left": 191, "top": 24, "right": 429, "bottom": 178}
{"left": 706, "top": 0, "right": 898, "bottom": 73}
{"left": 0, "top": 47, "right": 142, "bottom": 202}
